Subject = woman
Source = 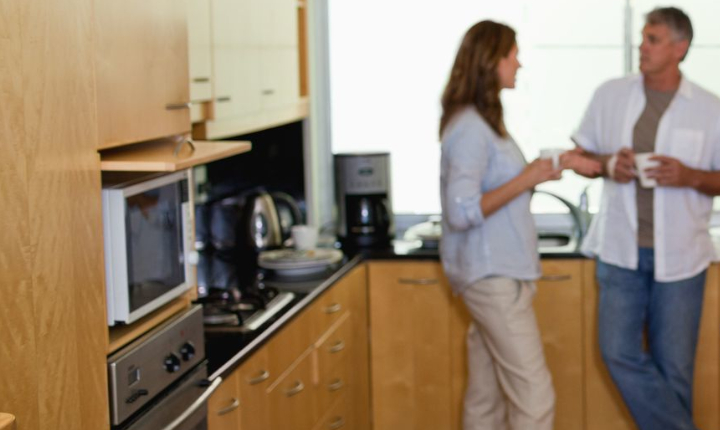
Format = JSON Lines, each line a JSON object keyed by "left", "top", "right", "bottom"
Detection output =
{"left": 439, "top": 21, "right": 599, "bottom": 430}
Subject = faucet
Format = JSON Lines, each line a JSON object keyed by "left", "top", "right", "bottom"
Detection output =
{"left": 577, "top": 185, "right": 591, "bottom": 238}
{"left": 533, "top": 190, "right": 586, "bottom": 247}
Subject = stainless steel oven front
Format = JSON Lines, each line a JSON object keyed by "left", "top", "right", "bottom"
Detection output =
{"left": 108, "top": 305, "right": 221, "bottom": 430}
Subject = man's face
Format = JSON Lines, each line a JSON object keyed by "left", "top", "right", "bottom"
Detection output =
{"left": 639, "top": 23, "right": 688, "bottom": 76}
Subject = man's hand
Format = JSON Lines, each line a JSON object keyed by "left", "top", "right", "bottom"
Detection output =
{"left": 609, "top": 148, "right": 636, "bottom": 183}
{"left": 645, "top": 155, "right": 698, "bottom": 187}
{"left": 560, "top": 147, "right": 602, "bottom": 176}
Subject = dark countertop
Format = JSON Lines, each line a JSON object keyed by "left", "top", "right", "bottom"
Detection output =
{"left": 204, "top": 239, "right": 586, "bottom": 379}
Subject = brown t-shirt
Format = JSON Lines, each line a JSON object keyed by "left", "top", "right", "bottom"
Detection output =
{"left": 633, "top": 86, "right": 676, "bottom": 248}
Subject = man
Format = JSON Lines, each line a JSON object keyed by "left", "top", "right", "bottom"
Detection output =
{"left": 572, "top": 7, "right": 720, "bottom": 430}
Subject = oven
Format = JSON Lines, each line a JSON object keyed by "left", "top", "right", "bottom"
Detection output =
{"left": 108, "top": 305, "right": 221, "bottom": 430}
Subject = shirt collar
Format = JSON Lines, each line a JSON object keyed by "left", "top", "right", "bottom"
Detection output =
{"left": 634, "top": 73, "right": 693, "bottom": 99}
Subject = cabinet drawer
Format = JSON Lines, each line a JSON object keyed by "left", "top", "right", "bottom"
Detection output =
{"left": 313, "top": 394, "right": 351, "bottom": 430}
{"left": 237, "top": 347, "right": 271, "bottom": 429}
{"left": 268, "top": 349, "right": 317, "bottom": 430}
{"left": 316, "top": 312, "right": 352, "bottom": 372}
{"left": 207, "top": 371, "right": 241, "bottom": 430}
{"left": 317, "top": 354, "right": 351, "bottom": 417}
{"left": 310, "top": 281, "right": 352, "bottom": 341}
{"left": 266, "top": 309, "right": 313, "bottom": 386}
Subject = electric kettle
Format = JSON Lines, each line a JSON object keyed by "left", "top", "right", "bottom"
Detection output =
{"left": 240, "top": 191, "right": 283, "bottom": 252}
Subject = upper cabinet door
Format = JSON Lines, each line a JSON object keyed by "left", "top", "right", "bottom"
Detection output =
{"left": 188, "top": 0, "right": 213, "bottom": 103}
{"left": 95, "top": 0, "right": 191, "bottom": 150}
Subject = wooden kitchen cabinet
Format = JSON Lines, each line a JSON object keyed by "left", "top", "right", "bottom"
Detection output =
{"left": 207, "top": 370, "right": 242, "bottom": 430}
{"left": 192, "top": 0, "right": 307, "bottom": 140}
{"left": 369, "top": 261, "right": 456, "bottom": 430}
{"left": 534, "top": 260, "right": 584, "bottom": 430}
{"left": 207, "top": 264, "right": 370, "bottom": 430}
{"left": 237, "top": 347, "right": 272, "bottom": 430}
{"left": 188, "top": 0, "right": 214, "bottom": 123}
{"left": 583, "top": 261, "right": 720, "bottom": 430}
{"left": 370, "top": 259, "right": 585, "bottom": 430}
{"left": 94, "top": 0, "right": 191, "bottom": 149}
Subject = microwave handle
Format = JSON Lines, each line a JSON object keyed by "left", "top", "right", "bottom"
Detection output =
{"left": 159, "top": 377, "right": 222, "bottom": 430}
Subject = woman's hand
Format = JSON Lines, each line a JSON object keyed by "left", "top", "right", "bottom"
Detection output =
{"left": 521, "top": 158, "right": 562, "bottom": 188}
{"left": 560, "top": 148, "right": 603, "bottom": 177}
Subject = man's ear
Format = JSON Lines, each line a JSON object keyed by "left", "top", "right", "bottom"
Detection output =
{"left": 675, "top": 39, "right": 690, "bottom": 61}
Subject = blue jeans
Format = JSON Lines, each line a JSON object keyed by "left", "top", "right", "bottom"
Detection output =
{"left": 597, "top": 248, "right": 706, "bottom": 430}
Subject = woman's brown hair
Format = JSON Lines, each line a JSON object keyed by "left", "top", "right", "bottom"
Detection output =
{"left": 439, "top": 21, "right": 516, "bottom": 138}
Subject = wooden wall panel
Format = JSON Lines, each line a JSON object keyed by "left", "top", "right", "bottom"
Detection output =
{"left": 0, "top": 0, "right": 109, "bottom": 429}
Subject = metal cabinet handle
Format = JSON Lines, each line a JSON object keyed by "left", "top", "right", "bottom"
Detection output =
{"left": 165, "top": 102, "right": 191, "bottom": 110}
{"left": 216, "top": 398, "right": 240, "bottom": 416}
{"left": 247, "top": 370, "right": 270, "bottom": 385}
{"left": 328, "top": 379, "right": 344, "bottom": 392}
{"left": 329, "top": 417, "right": 345, "bottom": 429}
{"left": 285, "top": 381, "right": 305, "bottom": 397}
{"left": 216, "top": 96, "right": 231, "bottom": 102}
{"left": 329, "top": 340, "right": 345, "bottom": 353}
{"left": 324, "top": 303, "right": 341, "bottom": 314}
{"left": 398, "top": 278, "right": 439, "bottom": 285}
{"left": 193, "top": 77, "right": 210, "bottom": 83}
{"left": 261, "top": 89, "right": 275, "bottom": 95}
{"left": 540, "top": 274, "right": 572, "bottom": 282}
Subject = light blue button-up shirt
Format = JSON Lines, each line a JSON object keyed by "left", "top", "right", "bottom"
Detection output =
{"left": 440, "top": 107, "right": 541, "bottom": 294}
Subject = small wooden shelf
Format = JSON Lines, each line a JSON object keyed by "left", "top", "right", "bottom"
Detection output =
{"left": 100, "top": 138, "right": 251, "bottom": 172}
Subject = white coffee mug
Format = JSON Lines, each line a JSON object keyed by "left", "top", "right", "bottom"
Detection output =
{"left": 539, "top": 148, "right": 564, "bottom": 169}
{"left": 291, "top": 225, "right": 319, "bottom": 250}
{"left": 635, "top": 153, "right": 660, "bottom": 188}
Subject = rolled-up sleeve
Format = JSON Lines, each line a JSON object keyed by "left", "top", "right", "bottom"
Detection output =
{"left": 442, "top": 117, "right": 490, "bottom": 231}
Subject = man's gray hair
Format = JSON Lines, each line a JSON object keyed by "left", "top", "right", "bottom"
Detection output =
{"left": 646, "top": 7, "right": 693, "bottom": 44}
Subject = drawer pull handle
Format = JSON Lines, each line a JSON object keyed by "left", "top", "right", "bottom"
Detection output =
{"left": 216, "top": 96, "right": 231, "bottom": 103}
{"left": 329, "top": 340, "right": 345, "bottom": 353}
{"left": 248, "top": 370, "right": 270, "bottom": 385}
{"left": 193, "top": 77, "right": 210, "bottom": 83}
{"left": 165, "top": 102, "right": 191, "bottom": 110}
{"left": 329, "top": 417, "right": 345, "bottom": 429}
{"left": 261, "top": 89, "right": 275, "bottom": 95}
{"left": 325, "top": 303, "right": 341, "bottom": 314}
{"left": 216, "top": 398, "right": 240, "bottom": 416}
{"left": 285, "top": 381, "right": 305, "bottom": 397}
{"left": 328, "top": 379, "right": 344, "bottom": 392}
{"left": 540, "top": 274, "right": 572, "bottom": 282}
{"left": 398, "top": 278, "right": 439, "bottom": 285}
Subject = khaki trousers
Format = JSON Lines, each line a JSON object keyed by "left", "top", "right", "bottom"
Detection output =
{"left": 461, "top": 277, "right": 555, "bottom": 430}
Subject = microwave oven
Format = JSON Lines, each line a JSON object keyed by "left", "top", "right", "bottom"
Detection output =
{"left": 102, "top": 170, "right": 195, "bottom": 326}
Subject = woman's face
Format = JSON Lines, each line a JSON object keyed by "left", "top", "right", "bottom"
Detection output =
{"left": 496, "top": 44, "right": 521, "bottom": 89}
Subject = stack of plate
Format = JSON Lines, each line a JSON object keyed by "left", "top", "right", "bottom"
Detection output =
{"left": 258, "top": 248, "right": 344, "bottom": 277}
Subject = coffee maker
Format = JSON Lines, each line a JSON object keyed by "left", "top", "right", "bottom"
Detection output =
{"left": 335, "top": 153, "right": 394, "bottom": 248}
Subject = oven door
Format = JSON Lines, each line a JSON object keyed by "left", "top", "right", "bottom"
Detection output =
{"left": 121, "top": 364, "right": 221, "bottom": 430}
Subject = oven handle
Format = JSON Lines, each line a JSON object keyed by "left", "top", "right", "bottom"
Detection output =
{"left": 158, "top": 377, "right": 223, "bottom": 430}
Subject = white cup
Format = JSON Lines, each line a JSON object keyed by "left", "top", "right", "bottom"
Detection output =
{"left": 539, "top": 148, "right": 564, "bottom": 169}
{"left": 291, "top": 225, "right": 319, "bottom": 250}
{"left": 635, "top": 153, "right": 660, "bottom": 188}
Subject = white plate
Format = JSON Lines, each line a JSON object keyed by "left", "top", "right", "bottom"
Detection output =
{"left": 258, "top": 249, "right": 343, "bottom": 270}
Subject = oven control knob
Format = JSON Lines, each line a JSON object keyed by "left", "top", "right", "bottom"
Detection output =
{"left": 164, "top": 353, "right": 181, "bottom": 373}
{"left": 180, "top": 342, "right": 196, "bottom": 361}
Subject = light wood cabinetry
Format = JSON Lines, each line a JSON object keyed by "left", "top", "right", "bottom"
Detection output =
{"left": 534, "top": 260, "right": 584, "bottom": 430}
{"left": 583, "top": 261, "right": 720, "bottom": 430}
{"left": 94, "top": 0, "right": 191, "bottom": 149}
{"left": 208, "top": 264, "right": 370, "bottom": 430}
{"left": 188, "top": 0, "right": 214, "bottom": 123}
{"left": 192, "top": 0, "right": 308, "bottom": 140}
{"left": 208, "top": 370, "right": 242, "bottom": 430}
{"left": 369, "top": 259, "right": 584, "bottom": 430}
{"left": 0, "top": 414, "right": 16, "bottom": 430}
{"left": 0, "top": 1, "right": 109, "bottom": 430}
{"left": 369, "top": 261, "right": 456, "bottom": 430}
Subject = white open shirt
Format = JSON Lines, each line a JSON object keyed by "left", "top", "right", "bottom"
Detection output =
{"left": 573, "top": 74, "right": 720, "bottom": 282}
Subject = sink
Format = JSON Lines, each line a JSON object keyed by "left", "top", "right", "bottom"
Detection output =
{"left": 538, "top": 233, "right": 571, "bottom": 248}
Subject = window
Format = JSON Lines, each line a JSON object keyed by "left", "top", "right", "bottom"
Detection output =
{"left": 327, "top": 0, "right": 720, "bottom": 215}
